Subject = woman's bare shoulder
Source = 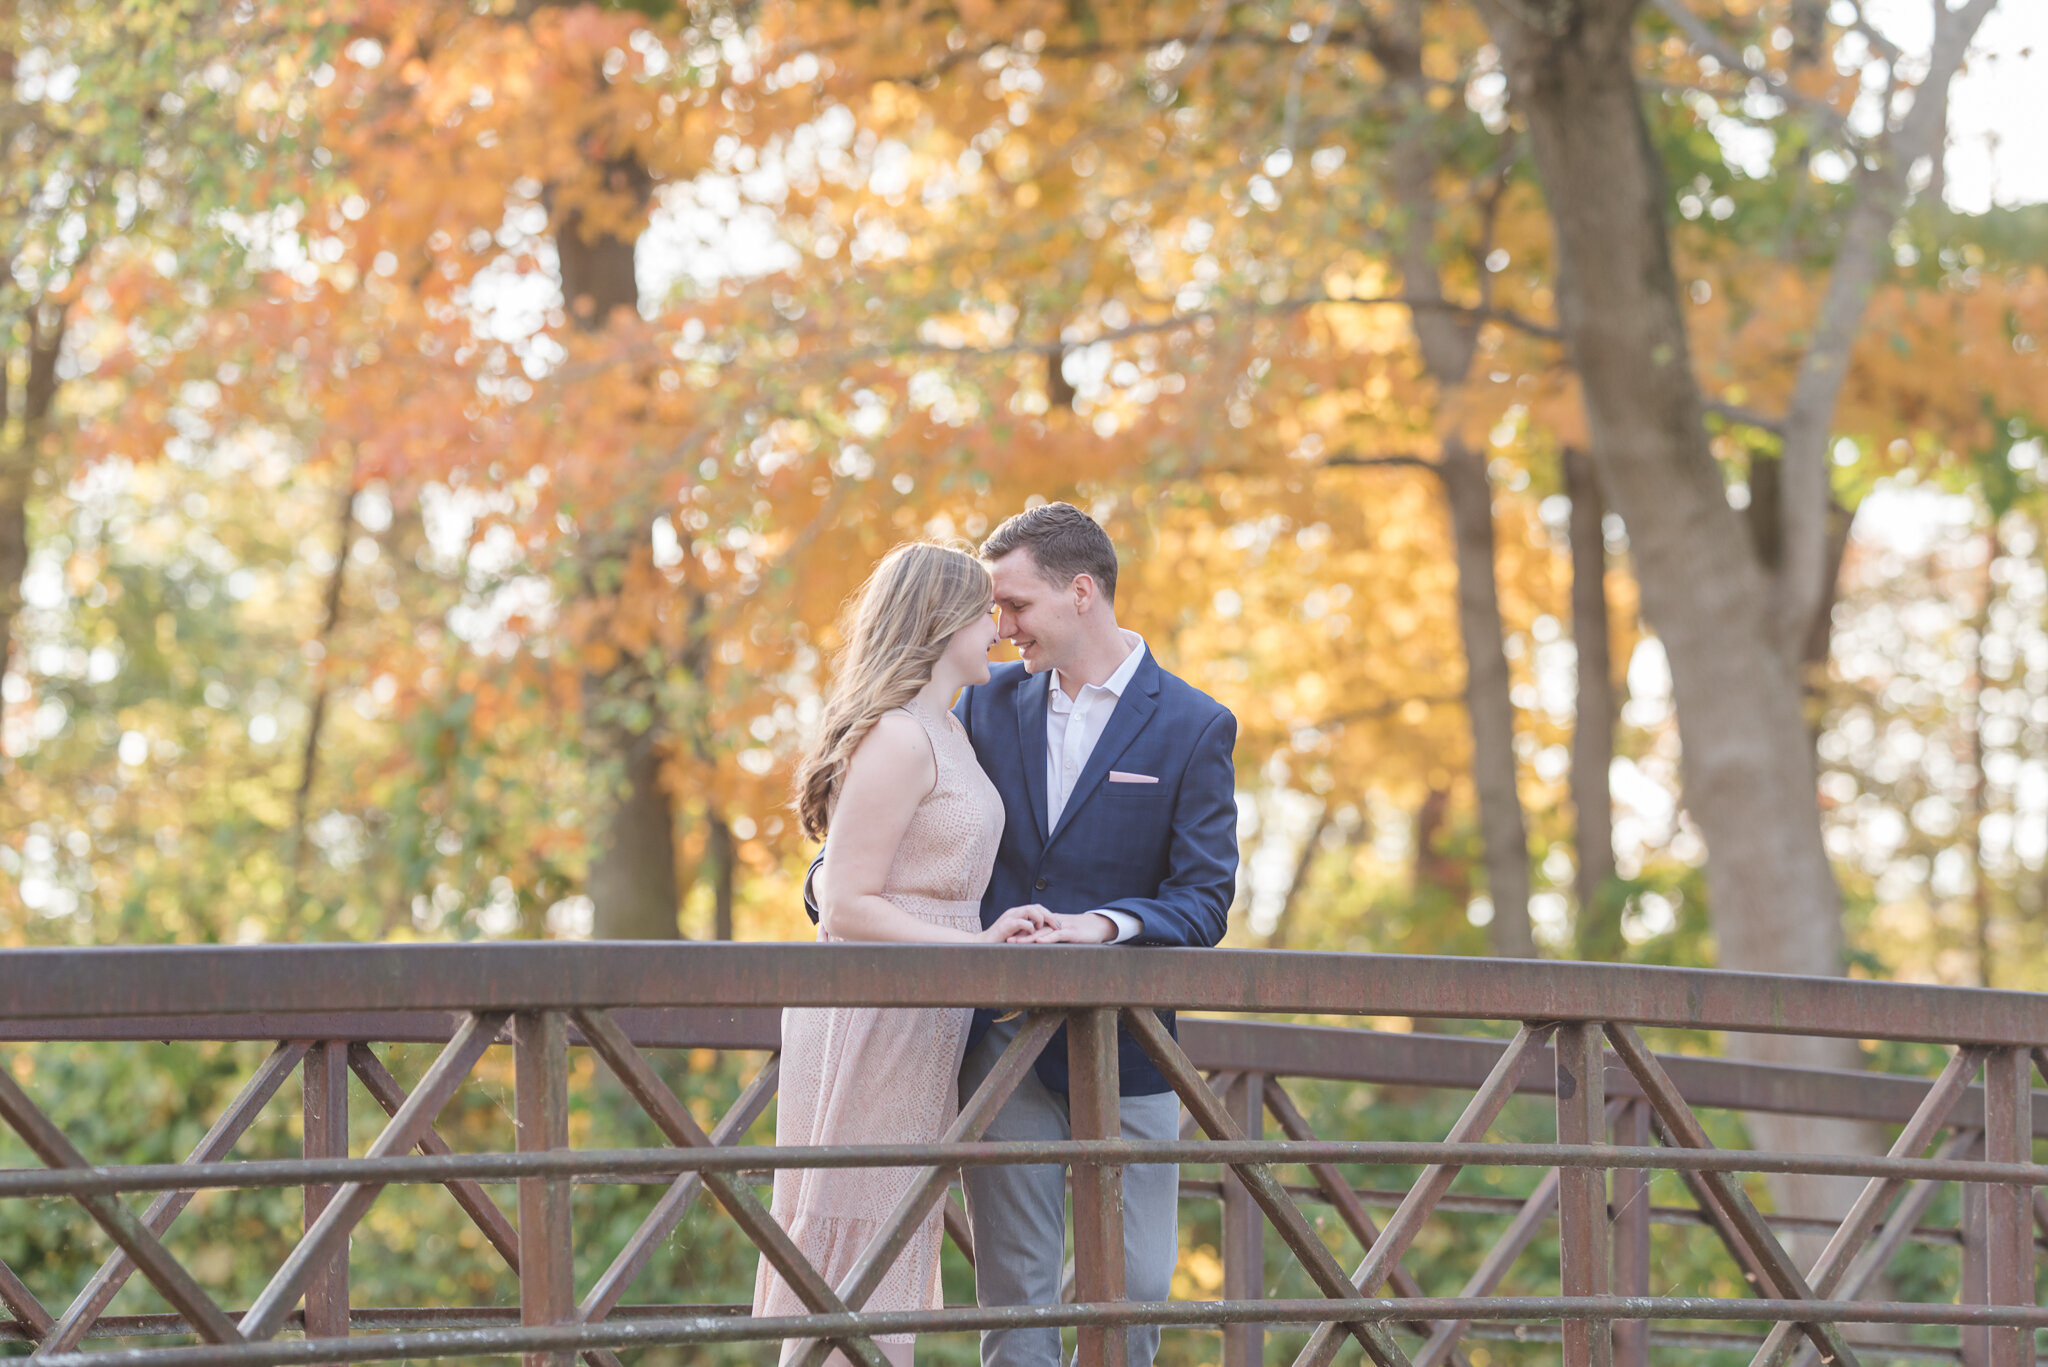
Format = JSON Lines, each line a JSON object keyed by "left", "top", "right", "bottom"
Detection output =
{"left": 846, "top": 711, "right": 937, "bottom": 784}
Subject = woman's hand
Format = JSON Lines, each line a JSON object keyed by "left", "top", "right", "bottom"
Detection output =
{"left": 1015, "top": 910, "right": 1117, "bottom": 944}
{"left": 979, "top": 904, "right": 1055, "bottom": 943}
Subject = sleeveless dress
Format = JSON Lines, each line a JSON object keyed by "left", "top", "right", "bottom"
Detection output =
{"left": 753, "top": 704, "right": 1005, "bottom": 1345}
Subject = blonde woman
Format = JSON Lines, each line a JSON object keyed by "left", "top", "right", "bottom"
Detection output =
{"left": 755, "top": 542, "right": 1048, "bottom": 1367}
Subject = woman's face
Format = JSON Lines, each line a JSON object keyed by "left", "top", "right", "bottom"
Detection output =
{"left": 941, "top": 600, "right": 1001, "bottom": 686}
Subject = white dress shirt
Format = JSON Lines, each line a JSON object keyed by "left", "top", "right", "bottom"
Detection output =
{"left": 1045, "top": 629, "right": 1148, "bottom": 944}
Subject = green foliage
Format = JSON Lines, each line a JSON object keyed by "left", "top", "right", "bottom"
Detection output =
{"left": 0, "top": 0, "right": 2043, "bottom": 1357}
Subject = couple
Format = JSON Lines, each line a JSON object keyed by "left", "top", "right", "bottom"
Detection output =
{"left": 752, "top": 503, "right": 1240, "bottom": 1367}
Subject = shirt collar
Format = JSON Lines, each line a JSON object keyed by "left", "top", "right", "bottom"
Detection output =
{"left": 1049, "top": 630, "right": 1147, "bottom": 710}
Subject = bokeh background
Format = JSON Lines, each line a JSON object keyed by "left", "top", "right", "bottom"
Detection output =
{"left": 2, "top": 0, "right": 2045, "bottom": 1362}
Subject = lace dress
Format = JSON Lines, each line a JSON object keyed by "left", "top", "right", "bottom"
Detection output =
{"left": 753, "top": 704, "right": 1005, "bottom": 1348}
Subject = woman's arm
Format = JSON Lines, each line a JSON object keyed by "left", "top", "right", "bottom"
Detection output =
{"left": 818, "top": 714, "right": 1040, "bottom": 944}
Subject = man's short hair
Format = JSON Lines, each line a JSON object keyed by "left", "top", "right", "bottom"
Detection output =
{"left": 980, "top": 502, "right": 1118, "bottom": 603}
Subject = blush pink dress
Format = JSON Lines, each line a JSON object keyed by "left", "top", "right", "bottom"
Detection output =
{"left": 753, "top": 703, "right": 1004, "bottom": 1351}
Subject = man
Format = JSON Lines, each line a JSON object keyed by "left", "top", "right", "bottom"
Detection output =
{"left": 954, "top": 502, "right": 1238, "bottom": 1367}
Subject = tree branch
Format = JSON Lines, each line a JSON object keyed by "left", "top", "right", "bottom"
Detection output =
{"left": 858, "top": 292, "right": 1559, "bottom": 363}
{"left": 1648, "top": 0, "right": 1851, "bottom": 137}
{"left": 1280, "top": 2, "right": 1340, "bottom": 155}
{"left": 1703, "top": 399, "right": 1785, "bottom": 435}
{"left": 1771, "top": 0, "right": 1999, "bottom": 658}
{"left": 1471, "top": 132, "right": 1522, "bottom": 313}
{"left": 861, "top": 22, "right": 1402, "bottom": 91}
{"left": 290, "top": 454, "right": 360, "bottom": 895}
{"left": 1313, "top": 693, "right": 1463, "bottom": 728}
{"left": 1321, "top": 451, "right": 1443, "bottom": 474}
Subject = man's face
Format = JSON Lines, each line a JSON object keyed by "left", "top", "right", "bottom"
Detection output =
{"left": 990, "top": 549, "right": 1078, "bottom": 675}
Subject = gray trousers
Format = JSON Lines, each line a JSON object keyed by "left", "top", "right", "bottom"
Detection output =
{"left": 958, "top": 1016, "right": 1181, "bottom": 1367}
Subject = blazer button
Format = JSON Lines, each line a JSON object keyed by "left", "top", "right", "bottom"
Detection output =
{"left": 1034, "top": 877, "right": 1048, "bottom": 891}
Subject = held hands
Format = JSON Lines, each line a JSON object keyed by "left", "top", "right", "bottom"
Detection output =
{"left": 978, "top": 904, "right": 1057, "bottom": 943}
{"left": 1003, "top": 906, "right": 1117, "bottom": 945}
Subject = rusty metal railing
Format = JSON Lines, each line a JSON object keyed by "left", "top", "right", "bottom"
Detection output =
{"left": 0, "top": 943, "right": 2041, "bottom": 1367}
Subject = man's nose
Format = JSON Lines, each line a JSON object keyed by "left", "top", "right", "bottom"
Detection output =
{"left": 997, "top": 611, "right": 1018, "bottom": 638}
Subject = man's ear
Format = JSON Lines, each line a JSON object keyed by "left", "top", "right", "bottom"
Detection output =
{"left": 1071, "top": 573, "right": 1098, "bottom": 614}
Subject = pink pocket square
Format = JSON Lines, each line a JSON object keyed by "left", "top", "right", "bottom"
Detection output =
{"left": 1107, "top": 771, "right": 1159, "bottom": 783}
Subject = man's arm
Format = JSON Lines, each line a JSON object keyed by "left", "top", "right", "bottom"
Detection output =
{"left": 1023, "top": 708, "right": 1239, "bottom": 947}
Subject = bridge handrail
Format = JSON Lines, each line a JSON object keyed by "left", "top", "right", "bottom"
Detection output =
{"left": 3, "top": 942, "right": 2046, "bottom": 1044}
{"left": 0, "top": 944, "right": 2041, "bottom": 1367}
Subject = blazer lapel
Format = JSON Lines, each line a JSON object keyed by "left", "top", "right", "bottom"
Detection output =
{"left": 1016, "top": 670, "right": 1052, "bottom": 845}
{"left": 1047, "top": 656, "right": 1162, "bottom": 847}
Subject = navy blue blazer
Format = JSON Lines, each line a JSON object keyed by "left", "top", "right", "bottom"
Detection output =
{"left": 953, "top": 650, "right": 1238, "bottom": 1096}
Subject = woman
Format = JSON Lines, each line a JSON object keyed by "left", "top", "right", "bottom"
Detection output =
{"left": 754, "top": 542, "right": 1046, "bottom": 1367}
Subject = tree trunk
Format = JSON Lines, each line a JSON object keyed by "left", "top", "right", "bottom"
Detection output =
{"left": 0, "top": 351, "right": 22, "bottom": 695}
{"left": 291, "top": 459, "right": 359, "bottom": 898}
{"left": 1265, "top": 804, "right": 1333, "bottom": 950}
{"left": 586, "top": 723, "right": 680, "bottom": 940}
{"left": 1477, "top": 0, "right": 1871, "bottom": 1234}
{"left": 0, "top": 306, "right": 64, "bottom": 691}
{"left": 1801, "top": 499, "right": 1857, "bottom": 686}
{"left": 1481, "top": 0, "right": 1839, "bottom": 976}
{"left": 1747, "top": 453, "right": 1859, "bottom": 709}
{"left": 550, "top": 152, "right": 651, "bottom": 329}
{"left": 1442, "top": 442, "right": 1536, "bottom": 957}
{"left": 1772, "top": 0, "right": 1999, "bottom": 657}
{"left": 707, "top": 810, "right": 736, "bottom": 941}
{"left": 1412, "top": 785, "right": 1468, "bottom": 906}
{"left": 1565, "top": 449, "right": 1619, "bottom": 959}
{"left": 1379, "top": 2, "right": 1534, "bottom": 957}
{"left": 552, "top": 152, "right": 677, "bottom": 940}
{"left": 1968, "top": 521, "right": 1999, "bottom": 987}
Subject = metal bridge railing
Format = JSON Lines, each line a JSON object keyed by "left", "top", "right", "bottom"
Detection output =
{"left": 0, "top": 943, "right": 2042, "bottom": 1367}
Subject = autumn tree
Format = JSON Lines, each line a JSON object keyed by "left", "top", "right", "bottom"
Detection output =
{"left": 755, "top": 0, "right": 1583, "bottom": 955}
{"left": 2, "top": 0, "right": 309, "bottom": 688}
{"left": 16, "top": 0, "right": 2039, "bottom": 1004}
{"left": 1474, "top": 0, "right": 2021, "bottom": 1224}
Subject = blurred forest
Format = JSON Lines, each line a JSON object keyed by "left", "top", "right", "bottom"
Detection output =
{"left": 3, "top": 0, "right": 2046, "bottom": 1362}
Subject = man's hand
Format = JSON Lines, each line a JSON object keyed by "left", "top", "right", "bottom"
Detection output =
{"left": 980, "top": 904, "right": 1056, "bottom": 944}
{"left": 1014, "top": 909, "right": 1118, "bottom": 945}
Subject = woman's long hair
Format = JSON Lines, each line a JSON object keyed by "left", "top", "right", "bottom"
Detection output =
{"left": 794, "top": 542, "right": 993, "bottom": 840}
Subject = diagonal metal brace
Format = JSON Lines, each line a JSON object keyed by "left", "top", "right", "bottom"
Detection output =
{"left": 0, "top": 1256, "right": 53, "bottom": 1340}
{"left": 1121, "top": 1007, "right": 1414, "bottom": 1367}
{"left": 577, "top": 1055, "right": 783, "bottom": 1325}
{"left": 790, "top": 1011, "right": 1062, "bottom": 1367}
{"left": 1292, "top": 1022, "right": 1556, "bottom": 1367}
{"left": 570, "top": 1008, "right": 893, "bottom": 1367}
{"left": 239, "top": 1012, "right": 507, "bottom": 1341}
{"left": 1263, "top": 1075, "right": 1474, "bottom": 1359}
{"left": 347, "top": 1044, "right": 524, "bottom": 1270}
{"left": 37, "top": 1040, "right": 309, "bottom": 1354}
{"left": 1605, "top": 1023, "right": 1861, "bottom": 1367}
{"left": 0, "top": 1051, "right": 245, "bottom": 1345}
{"left": 1752, "top": 1044, "right": 1986, "bottom": 1367}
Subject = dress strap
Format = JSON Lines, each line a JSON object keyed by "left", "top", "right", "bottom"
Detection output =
{"left": 892, "top": 701, "right": 946, "bottom": 731}
{"left": 892, "top": 703, "right": 957, "bottom": 778}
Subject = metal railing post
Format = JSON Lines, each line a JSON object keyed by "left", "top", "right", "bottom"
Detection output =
{"left": 1069, "top": 1008, "right": 1127, "bottom": 1367}
{"left": 1963, "top": 1141, "right": 1991, "bottom": 1367}
{"left": 1985, "top": 1047, "right": 2037, "bottom": 1367}
{"left": 1610, "top": 1098, "right": 1650, "bottom": 1367}
{"left": 301, "top": 1040, "right": 350, "bottom": 1355}
{"left": 1222, "top": 1071, "right": 1265, "bottom": 1367}
{"left": 515, "top": 1011, "right": 573, "bottom": 1367}
{"left": 1556, "top": 1022, "right": 1612, "bottom": 1367}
